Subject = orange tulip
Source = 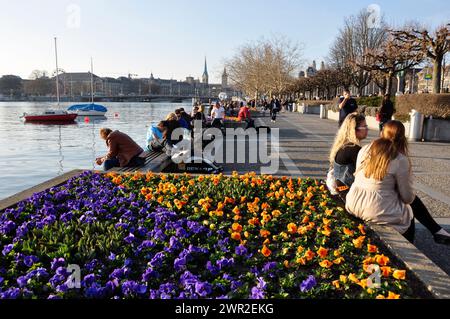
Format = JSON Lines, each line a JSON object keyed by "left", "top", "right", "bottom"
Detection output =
{"left": 380, "top": 267, "right": 392, "bottom": 278}
{"left": 231, "top": 232, "right": 241, "bottom": 241}
{"left": 260, "top": 229, "right": 271, "bottom": 238}
{"left": 261, "top": 245, "right": 272, "bottom": 257}
{"left": 343, "top": 228, "right": 354, "bottom": 236}
{"left": 367, "top": 244, "right": 378, "bottom": 253}
{"left": 304, "top": 249, "right": 316, "bottom": 261}
{"left": 317, "top": 247, "right": 328, "bottom": 259}
{"left": 375, "top": 254, "right": 390, "bottom": 266}
{"left": 287, "top": 223, "right": 298, "bottom": 234}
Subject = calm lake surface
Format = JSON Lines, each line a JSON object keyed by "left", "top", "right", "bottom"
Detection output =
{"left": 0, "top": 101, "right": 192, "bottom": 200}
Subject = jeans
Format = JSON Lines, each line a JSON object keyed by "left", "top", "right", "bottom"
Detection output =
{"left": 103, "top": 155, "right": 146, "bottom": 171}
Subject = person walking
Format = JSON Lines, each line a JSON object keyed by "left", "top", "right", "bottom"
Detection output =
{"left": 377, "top": 94, "right": 395, "bottom": 131}
{"left": 269, "top": 96, "right": 281, "bottom": 123}
{"left": 338, "top": 89, "right": 358, "bottom": 127}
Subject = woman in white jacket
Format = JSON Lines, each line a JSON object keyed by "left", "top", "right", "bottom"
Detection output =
{"left": 346, "top": 120, "right": 450, "bottom": 245}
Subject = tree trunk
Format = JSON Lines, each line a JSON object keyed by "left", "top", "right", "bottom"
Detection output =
{"left": 386, "top": 73, "right": 394, "bottom": 95}
{"left": 433, "top": 56, "right": 443, "bottom": 94}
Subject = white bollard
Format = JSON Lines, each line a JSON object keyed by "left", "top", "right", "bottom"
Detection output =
{"left": 320, "top": 104, "right": 327, "bottom": 119}
{"left": 409, "top": 109, "right": 424, "bottom": 141}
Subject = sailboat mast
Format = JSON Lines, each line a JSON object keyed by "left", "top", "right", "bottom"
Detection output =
{"left": 90, "top": 57, "right": 94, "bottom": 104}
{"left": 54, "top": 37, "right": 60, "bottom": 106}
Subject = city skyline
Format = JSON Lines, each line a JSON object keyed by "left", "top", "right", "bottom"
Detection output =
{"left": 0, "top": 0, "right": 449, "bottom": 82}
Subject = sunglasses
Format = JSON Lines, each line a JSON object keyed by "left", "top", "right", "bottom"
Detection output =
{"left": 356, "top": 125, "right": 369, "bottom": 130}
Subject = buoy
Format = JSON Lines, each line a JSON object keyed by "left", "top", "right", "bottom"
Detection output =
{"left": 84, "top": 117, "right": 90, "bottom": 123}
{"left": 114, "top": 112, "right": 120, "bottom": 118}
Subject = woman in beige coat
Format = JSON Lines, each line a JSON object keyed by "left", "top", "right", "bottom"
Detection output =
{"left": 345, "top": 121, "right": 450, "bottom": 245}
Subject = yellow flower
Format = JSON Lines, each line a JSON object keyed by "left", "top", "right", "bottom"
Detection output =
{"left": 296, "top": 257, "right": 306, "bottom": 265}
{"left": 381, "top": 266, "right": 392, "bottom": 278}
{"left": 339, "top": 275, "right": 347, "bottom": 283}
{"left": 232, "top": 206, "right": 241, "bottom": 215}
{"left": 348, "top": 273, "right": 359, "bottom": 283}
{"left": 287, "top": 223, "right": 298, "bottom": 234}
{"left": 393, "top": 270, "right": 406, "bottom": 280}
{"left": 387, "top": 292, "right": 401, "bottom": 299}
{"left": 271, "top": 210, "right": 281, "bottom": 218}
{"left": 297, "top": 246, "right": 305, "bottom": 254}
{"left": 343, "top": 227, "right": 354, "bottom": 237}
{"left": 332, "top": 280, "right": 340, "bottom": 289}
{"left": 333, "top": 257, "right": 345, "bottom": 265}
{"left": 260, "top": 229, "right": 271, "bottom": 238}
{"left": 358, "top": 224, "right": 366, "bottom": 235}
{"left": 319, "top": 260, "right": 333, "bottom": 268}
{"left": 352, "top": 236, "right": 366, "bottom": 249}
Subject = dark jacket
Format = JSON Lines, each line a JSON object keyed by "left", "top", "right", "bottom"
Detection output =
{"left": 106, "top": 131, "right": 143, "bottom": 167}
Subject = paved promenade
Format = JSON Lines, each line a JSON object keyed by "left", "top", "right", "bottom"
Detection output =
{"left": 222, "top": 112, "right": 450, "bottom": 275}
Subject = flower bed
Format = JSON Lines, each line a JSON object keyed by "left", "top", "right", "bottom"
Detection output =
{"left": 0, "top": 171, "right": 418, "bottom": 299}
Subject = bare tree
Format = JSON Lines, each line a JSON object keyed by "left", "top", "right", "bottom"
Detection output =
{"left": 391, "top": 24, "right": 450, "bottom": 93}
{"left": 29, "top": 70, "right": 49, "bottom": 80}
{"left": 358, "top": 34, "right": 424, "bottom": 94}
{"left": 329, "top": 9, "right": 388, "bottom": 96}
{"left": 226, "top": 36, "right": 303, "bottom": 98}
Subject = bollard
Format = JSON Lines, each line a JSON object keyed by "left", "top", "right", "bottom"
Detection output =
{"left": 409, "top": 109, "right": 424, "bottom": 141}
{"left": 320, "top": 104, "right": 327, "bottom": 119}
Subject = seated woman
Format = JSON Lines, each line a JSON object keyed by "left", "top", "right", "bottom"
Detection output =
{"left": 147, "top": 121, "right": 168, "bottom": 151}
{"left": 96, "top": 128, "right": 145, "bottom": 171}
{"left": 345, "top": 121, "right": 450, "bottom": 245}
{"left": 328, "top": 113, "right": 368, "bottom": 201}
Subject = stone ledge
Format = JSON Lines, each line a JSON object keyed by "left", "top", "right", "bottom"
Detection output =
{"left": 369, "top": 223, "right": 450, "bottom": 299}
{"left": 0, "top": 170, "right": 84, "bottom": 211}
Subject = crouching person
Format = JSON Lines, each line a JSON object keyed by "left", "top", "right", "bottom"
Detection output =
{"left": 96, "top": 128, "right": 145, "bottom": 171}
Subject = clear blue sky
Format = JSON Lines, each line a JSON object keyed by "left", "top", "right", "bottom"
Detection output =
{"left": 0, "top": 0, "right": 448, "bottom": 82}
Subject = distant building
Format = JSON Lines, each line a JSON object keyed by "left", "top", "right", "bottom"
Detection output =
{"left": 202, "top": 57, "right": 209, "bottom": 84}
{"left": 222, "top": 67, "right": 228, "bottom": 88}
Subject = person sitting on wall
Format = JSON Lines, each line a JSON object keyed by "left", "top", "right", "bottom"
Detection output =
{"left": 211, "top": 102, "right": 225, "bottom": 129}
{"left": 238, "top": 102, "right": 255, "bottom": 129}
{"left": 345, "top": 120, "right": 450, "bottom": 245}
{"left": 96, "top": 128, "right": 145, "bottom": 171}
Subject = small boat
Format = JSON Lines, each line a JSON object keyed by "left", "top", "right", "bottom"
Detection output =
{"left": 23, "top": 110, "right": 78, "bottom": 122}
{"left": 22, "top": 38, "right": 78, "bottom": 124}
{"left": 67, "top": 103, "right": 108, "bottom": 116}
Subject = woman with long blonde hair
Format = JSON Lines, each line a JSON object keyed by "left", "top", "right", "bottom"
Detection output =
{"left": 346, "top": 121, "right": 450, "bottom": 245}
{"left": 328, "top": 113, "right": 368, "bottom": 199}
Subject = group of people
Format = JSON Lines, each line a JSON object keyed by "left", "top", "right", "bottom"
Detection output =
{"left": 328, "top": 111, "right": 450, "bottom": 245}
{"left": 95, "top": 102, "right": 256, "bottom": 171}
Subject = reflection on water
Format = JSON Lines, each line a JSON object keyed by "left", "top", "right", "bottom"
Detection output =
{"left": 0, "top": 102, "right": 191, "bottom": 200}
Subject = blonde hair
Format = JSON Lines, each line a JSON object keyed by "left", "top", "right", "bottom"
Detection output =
{"left": 99, "top": 128, "right": 112, "bottom": 139}
{"left": 329, "top": 113, "right": 366, "bottom": 165}
{"left": 363, "top": 121, "right": 410, "bottom": 181}
{"left": 166, "top": 113, "right": 177, "bottom": 121}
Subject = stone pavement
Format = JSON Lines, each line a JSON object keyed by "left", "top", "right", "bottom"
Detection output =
{"left": 222, "top": 112, "right": 450, "bottom": 275}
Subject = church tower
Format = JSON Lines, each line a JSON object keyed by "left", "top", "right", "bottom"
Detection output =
{"left": 202, "top": 57, "right": 209, "bottom": 84}
{"left": 221, "top": 67, "right": 228, "bottom": 88}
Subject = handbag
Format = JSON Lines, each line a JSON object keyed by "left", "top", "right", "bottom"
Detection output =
{"left": 376, "top": 112, "right": 382, "bottom": 122}
{"left": 326, "top": 168, "right": 339, "bottom": 195}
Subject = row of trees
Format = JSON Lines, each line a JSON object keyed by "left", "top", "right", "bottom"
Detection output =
{"left": 227, "top": 10, "right": 449, "bottom": 99}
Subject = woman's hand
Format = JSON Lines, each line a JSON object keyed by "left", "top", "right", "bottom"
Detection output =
{"left": 95, "top": 157, "right": 105, "bottom": 165}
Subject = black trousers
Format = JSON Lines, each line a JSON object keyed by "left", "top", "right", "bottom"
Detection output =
{"left": 402, "top": 196, "right": 442, "bottom": 243}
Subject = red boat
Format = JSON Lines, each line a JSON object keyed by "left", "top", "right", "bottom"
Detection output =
{"left": 23, "top": 110, "right": 78, "bottom": 122}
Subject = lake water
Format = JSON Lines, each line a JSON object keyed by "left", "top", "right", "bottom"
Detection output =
{"left": 0, "top": 101, "right": 192, "bottom": 200}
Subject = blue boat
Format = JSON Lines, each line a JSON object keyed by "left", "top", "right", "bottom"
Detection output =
{"left": 67, "top": 103, "right": 108, "bottom": 116}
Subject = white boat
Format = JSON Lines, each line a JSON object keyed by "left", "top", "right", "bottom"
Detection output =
{"left": 67, "top": 103, "right": 108, "bottom": 116}
{"left": 67, "top": 58, "right": 108, "bottom": 116}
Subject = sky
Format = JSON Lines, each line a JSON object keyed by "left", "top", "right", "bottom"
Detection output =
{"left": 0, "top": 0, "right": 449, "bottom": 82}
